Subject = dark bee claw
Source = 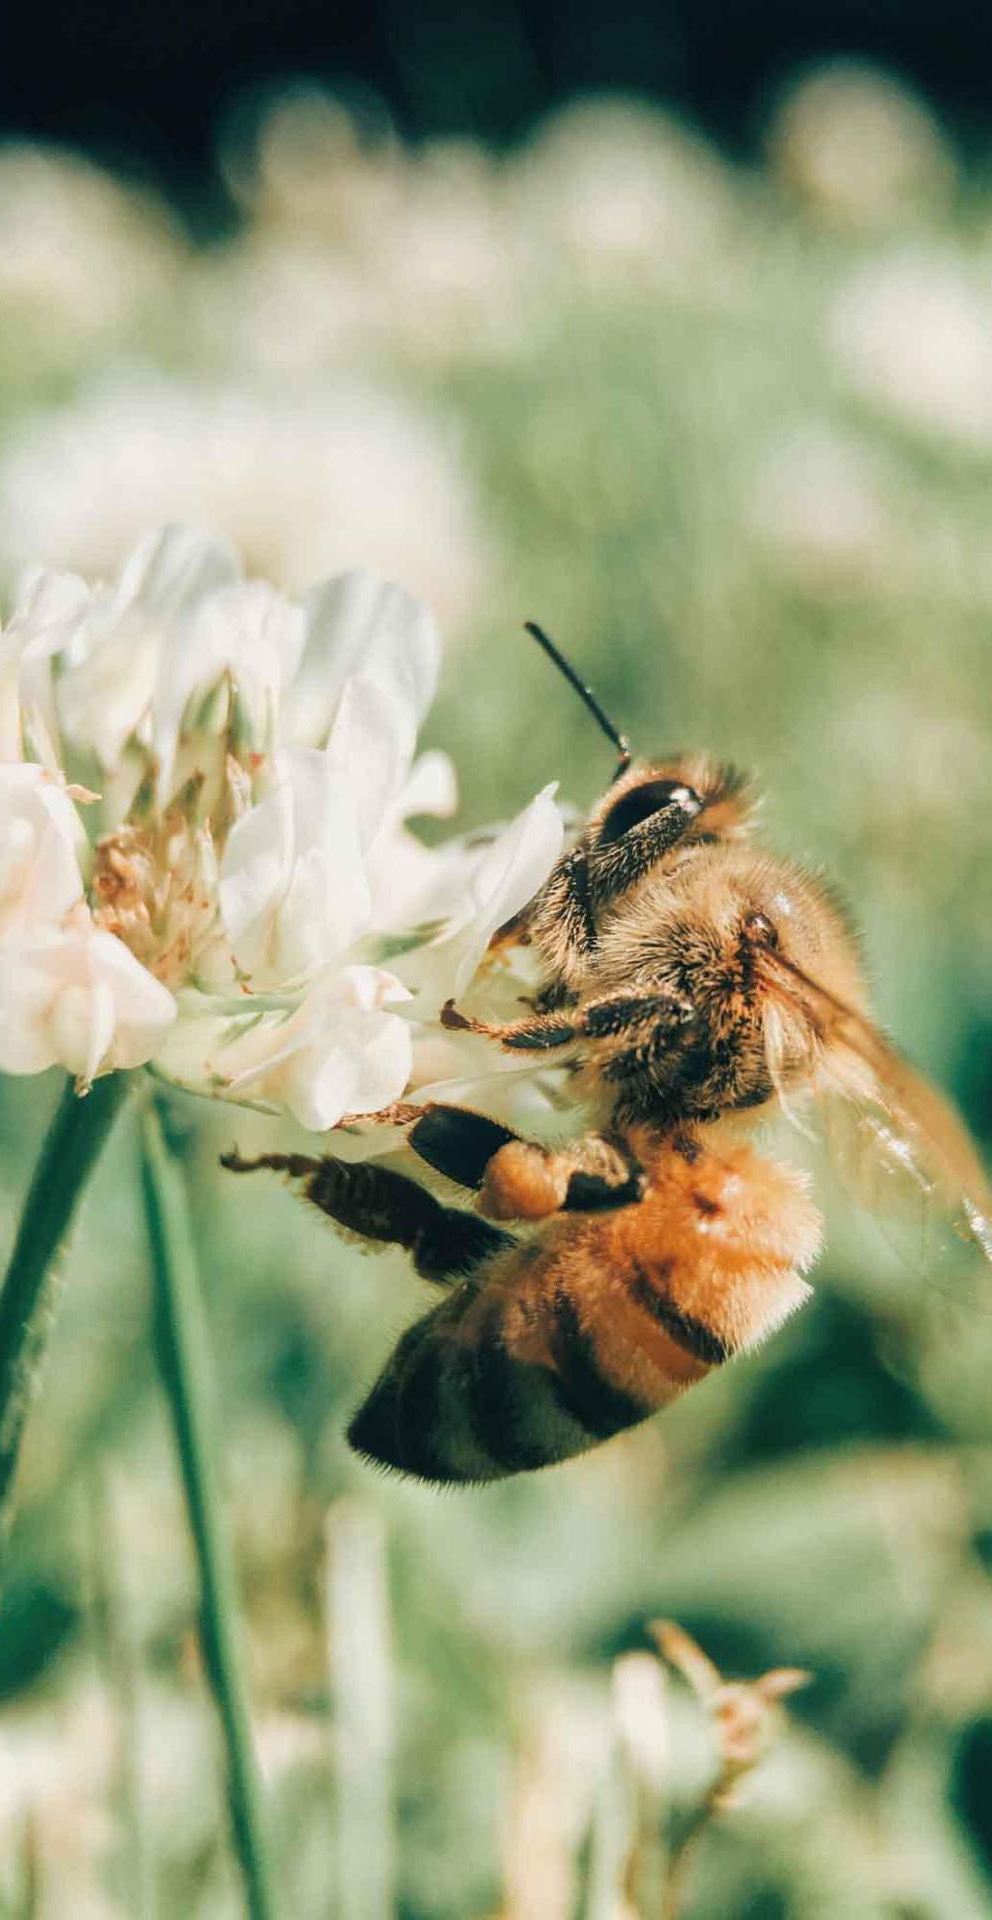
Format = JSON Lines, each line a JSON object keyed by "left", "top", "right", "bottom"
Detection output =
{"left": 563, "top": 1165, "right": 647, "bottom": 1212}
{"left": 410, "top": 1105, "right": 519, "bottom": 1191}
{"left": 440, "top": 999, "right": 473, "bottom": 1031}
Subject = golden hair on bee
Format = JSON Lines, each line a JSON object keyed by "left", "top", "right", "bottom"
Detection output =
{"left": 225, "top": 1125, "right": 820, "bottom": 1484}
{"left": 224, "top": 627, "right": 992, "bottom": 1485}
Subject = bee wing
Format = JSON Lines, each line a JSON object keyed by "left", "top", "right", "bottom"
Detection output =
{"left": 759, "top": 950, "right": 992, "bottom": 1278}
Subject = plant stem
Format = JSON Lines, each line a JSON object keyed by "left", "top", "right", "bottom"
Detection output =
{"left": 325, "top": 1501, "right": 395, "bottom": 1920}
{"left": 660, "top": 1785, "right": 722, "bottom": 1920}
{"left": 140, "top": 1097, "right": 276, "bottom": 1920}
{"left": 84, "top": 1465, "right": 155, "bottom": 1919}
{"left": 0, "top": 1071, "right": 131, "bottom": 1554}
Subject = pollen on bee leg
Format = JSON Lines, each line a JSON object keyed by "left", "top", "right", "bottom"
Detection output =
{"left": 478, "top": 1142, "right": 570, "bottom": 1221}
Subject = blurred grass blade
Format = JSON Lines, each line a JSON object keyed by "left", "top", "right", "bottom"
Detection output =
{"left": 140, "top": 1096, "right": 276, "bottom": 1920}
{"left": 20, "top": 1807, "right": 41, "bottom": 1919}
{"left": 0, "top": 1071, "right": 131, "bottom": 1555}
{"left": 503, "top": 1683, "right": 600, "bottom": 1920}
{"left": 325, "top": 1499, "right": 394, "bottom": 1920}
{"left": 612, "top": 1652, "right": 670, "bottom": 1916}
{"left": 575, "top": 1726, "right": 633, "bottom": 1920}
{"left": 82, "top": 1466, "right": 155, "bottom": 1919}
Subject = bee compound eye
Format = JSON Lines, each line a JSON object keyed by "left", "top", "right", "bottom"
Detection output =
{"left": 599, "top": 778, "right": 702, "bottom": 846}
{"left": 743, "top": 911, "right": 779, "bottom": 948}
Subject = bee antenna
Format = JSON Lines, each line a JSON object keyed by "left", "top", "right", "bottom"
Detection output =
{"left": 523, "top": 622, "right": 632, "bottom": 777}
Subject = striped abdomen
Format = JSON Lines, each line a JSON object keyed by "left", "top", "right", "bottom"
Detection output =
{"left": 347, "top": 1139, "right": 821, "bottom": 1485}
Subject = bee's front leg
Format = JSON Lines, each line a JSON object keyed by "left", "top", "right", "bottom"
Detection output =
{"left": 440, "top": 1000, "right": 578, "bottom": 1048}
{"left": 441, "top": 989, "right": 692, "bottom": 1051}
{"left": 587, "top": 786, "right": 702, "bottom": 906}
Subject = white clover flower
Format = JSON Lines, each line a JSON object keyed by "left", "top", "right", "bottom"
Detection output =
{"left": 0, "top": 145, "right": 183, "bottom": 382}
{"left": 221, "top": 83, "right": 404, "bottom": 242}
{"left": 394, "top": 783, "right": 564, "bottom": 1001}
{"left": 829, "top": 249, "right": 992, "bottom": 452}
{"left": 514, "top": 99, "right": 738, "bottom": 305}
{"left": 767, "top": 61, "right": 953, "bottom": 228}
{"left": 746, "top": 425, "right": 903, "bottom": 591}
{"left": 0, "top": 763, "right": 86, "bottom": 936}
{"left": 0, "top": 523, "right": 564, "bottom": 1133}
{"left": 201, "top": 964, "right": 415, "bottom": 1131}
{"left": 9, "top": 523, "right": 242, "bottom": 775}
{"left": 152, "top": 577, "right": 306, "bottom": 803}
{"left": 0, "top": 906, "right": 177, "bottom": 1080}
{"left": 0, "top": 374, "right": 491, "bottom": 633}
{"left": 207, "top": 92, "right": 532, "bottom": 372}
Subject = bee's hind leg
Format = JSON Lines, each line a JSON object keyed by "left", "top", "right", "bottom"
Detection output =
{"left": 220, "top": 1148, "right": 513, "bottom": 1284}
{"left": 479, "top": 1132, "right": 646, "bottom": 1221}
{"left": 406, "top": 1105, "right": 646, "bottom": 1220}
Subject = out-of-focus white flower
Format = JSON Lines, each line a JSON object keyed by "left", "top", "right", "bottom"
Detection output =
{"left": 746, "top": 425, "right": 902, "bottom": 590}
{"left": 207, "top": 95, "right": 535, "bottom": 371}
{"left": 514, "top": 99, "right": 737, "bottom": 303}
{"left": 220, "top": 83, "right": 403, "bottom": 242}
{"left": 0, "top": 763, "right": 85, "bottom": 935}
{"left": 768, "top": 61, "right": 954, "bottom": 227}
{"left": 612, "top": 1651, "right": 669, "bottom": 1792}
{"left": 0, "top": 374, "right": 490, "bottom": 634}
{"left": 0, "top": 145, "right": 183, "bottom": 380}
{"left": 192, "top": 238, "right": 382, "bottom": 377}
{"left": 0, "top": 906, "right": 177, "bottom": 1079}
{"left": 0, "top": 1669, "right": 223, "bottom": 1910}
{"left": 371, "top": 143, "right": 533, "bottom": 362}
{"left": 0, "top": 523, "right": 565, "bottom": 1129}
{"left": 829, "top": 250, "right": 992, "bottom": 451}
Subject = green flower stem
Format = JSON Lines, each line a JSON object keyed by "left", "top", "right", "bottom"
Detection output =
{"left": 139, "top": 1097, "right": 276, "bottom": 1920}
{"left": 0, "top": 1071, "right": 132, "bottom": 1553}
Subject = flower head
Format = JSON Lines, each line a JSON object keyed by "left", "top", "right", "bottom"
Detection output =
{"left": 0, "top": 524, "right": 564, "bottom": 1128}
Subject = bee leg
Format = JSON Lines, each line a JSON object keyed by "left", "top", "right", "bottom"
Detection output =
{"left": 587, "top": 788, "right": 702, "bottom": 905}
{"left": 336, "top": 1100, "right": 427, "bottom": 1127}
{"left": 479, "top": 1133, "right": 646, "bottom": 1221}
{"left": 483, "top": 905, "right": 533, "bottom": 955}
{"left": 579, "top": 992, "right": 695, "bottom": 1040}
{"left": 441, "top": 989, "right": 693, "bottom": 1051}
{"left": 220, "top": 1148, "right": 512, "bottom": 1284}
{"left": 528, "top": 846, "right": 599, "bottom": 972}
{"left": 531, "top": 980, "right": 578, "bottom": 1014}
{"left": 440, "top": 1001, "right": 578, "bottom": 1048}
{"left": 408, "top": 1105, "right": 520, "bottom": 1190}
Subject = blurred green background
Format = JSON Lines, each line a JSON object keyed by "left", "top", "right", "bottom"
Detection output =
{"left": 3, "top": 47, "right": 992, "bottom": 1920}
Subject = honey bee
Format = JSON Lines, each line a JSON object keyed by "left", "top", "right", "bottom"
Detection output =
{"left": 223, "top": 626, "right": 992, "bottom": 1485}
